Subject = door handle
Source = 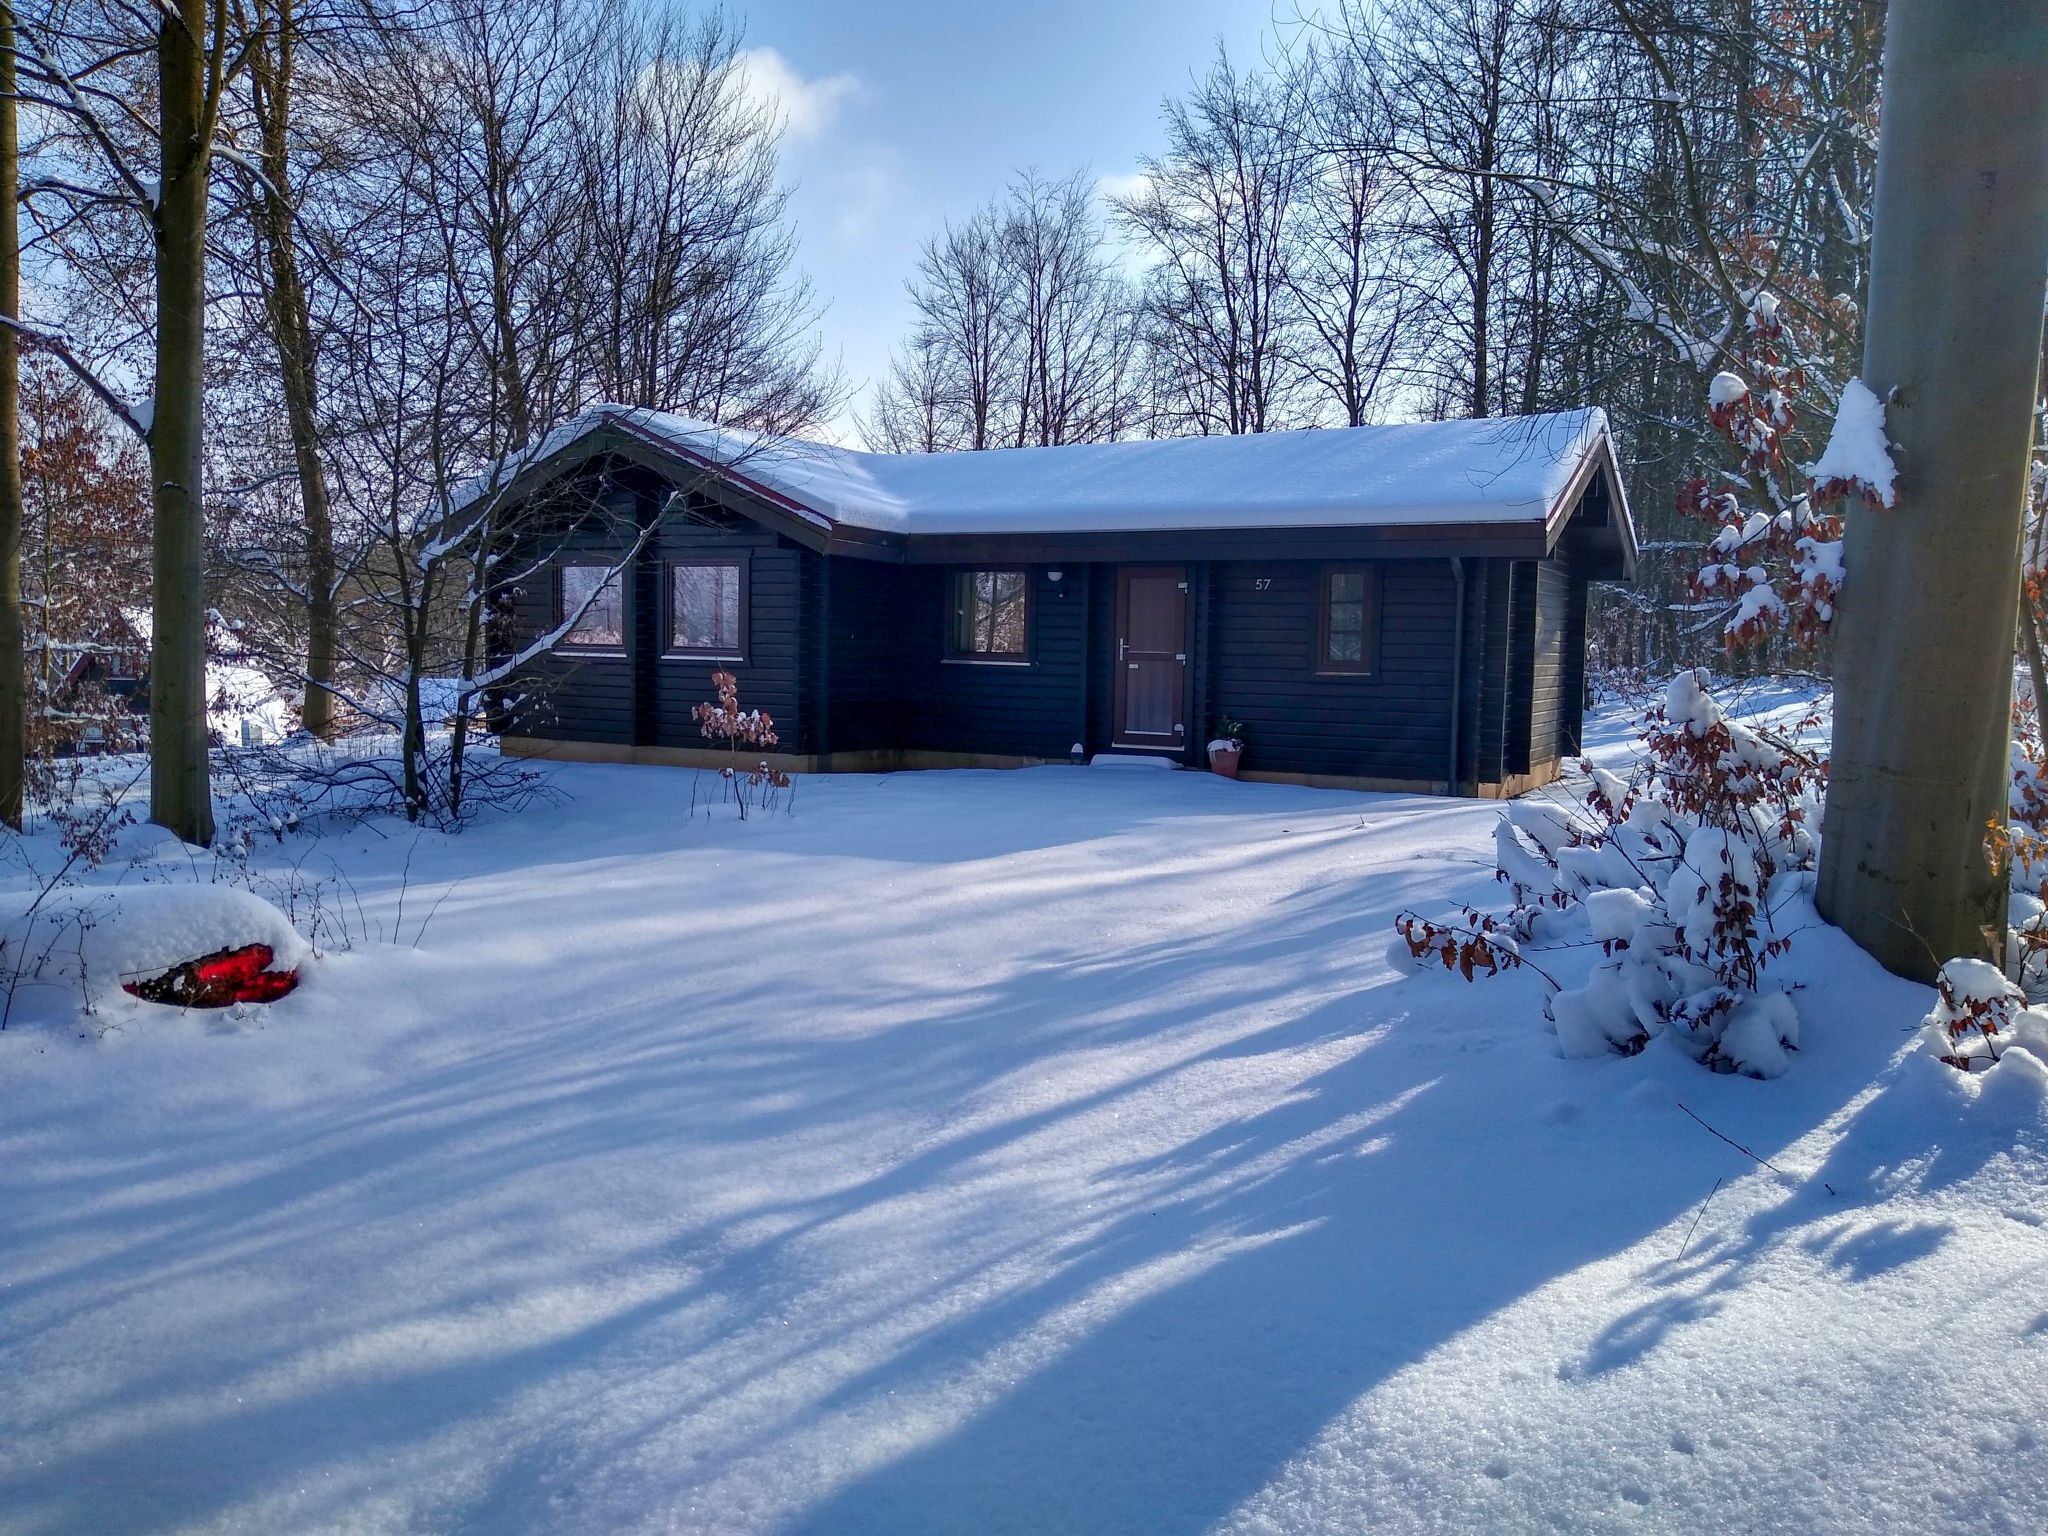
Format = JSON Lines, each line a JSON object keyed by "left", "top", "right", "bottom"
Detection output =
{"left": 1175, "top": 653, "right": 1186, "bottom": 662}
{"left": 1118, "top": 639, "right": 1127, "bottom": 661}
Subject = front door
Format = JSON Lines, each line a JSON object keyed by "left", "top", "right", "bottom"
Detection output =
{"left": 1113, "top": 567, "right": 1188, "bottom": 751}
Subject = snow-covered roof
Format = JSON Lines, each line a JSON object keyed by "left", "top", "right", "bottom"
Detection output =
{"left": 451, "top": 404, "right": 1624, "bottom": 540}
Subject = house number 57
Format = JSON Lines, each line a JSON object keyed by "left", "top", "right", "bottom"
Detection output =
{"left": 1254, "top": 577, "right": 1272, "bottom": 590}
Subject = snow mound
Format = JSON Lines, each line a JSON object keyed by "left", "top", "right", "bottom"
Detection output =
{"left": 10, "top": 884, "right": 309, "bottom": 1006}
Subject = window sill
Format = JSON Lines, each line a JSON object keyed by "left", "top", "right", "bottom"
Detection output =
{"left": 1312, "top": 669, "right": 1378, "bottom": 679}
{"left": 558, "top": 647, "right": 628, "bottom": 659}
{"left": 941, "top": 657, "right": 1033, "bottom": 667}
{"left": 663, "top": 653, "right": 748, "bottom": 664}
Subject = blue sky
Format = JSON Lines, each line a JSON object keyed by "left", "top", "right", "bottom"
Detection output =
{"left": 734, "top": 2, "right": 1287, "bottom": 440}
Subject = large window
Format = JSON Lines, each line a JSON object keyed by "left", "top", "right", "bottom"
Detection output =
{"left": 947, "top": 568, "right": 1030, "bottom": 660}
{"left": 669, "top": 560, "right": 746, "bottom": 657}
{"left": 558, "top": 563, "right": 625, "bottom": 650}
{"left": 1317, "top": 563, "right": 1380, "bottom": 674}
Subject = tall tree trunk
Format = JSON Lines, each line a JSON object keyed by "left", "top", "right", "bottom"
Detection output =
{"left": 2022, "top": 593, "right": 2048, "bottom": 739}
{"left": 150, "top": 0, "right": 216, "bottom": 845}
{"left": 1817, "top": 0, "right": 2048, "bottom": 979}
{"left": 0, "top": 4, "right": 24, "bottom": 830}
{"left": 249, "top": 2, "right": 339, "bottom": 739}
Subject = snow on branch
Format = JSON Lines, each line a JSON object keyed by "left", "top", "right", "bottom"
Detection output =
{"left": 1681, "top": 297, "right": 1857, "bottom": 652}
{"left": 1803, "top": 378, "right": 1897, "bottom": 509}
{"left": 14, "top": 24, "right": 160, "bottom": 216}
{"left": 454, "top": 525, "right": 655, "bottom": 701}
{"left": 0, "top": 316, "right": 152, "bottom": 442}
{"left": 212, "top": 145, "right": 285, "bottom": 204}
{"left": 1529, "top": 184, "right": 1727, "bottom": 370}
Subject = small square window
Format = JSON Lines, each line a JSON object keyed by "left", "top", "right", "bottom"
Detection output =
{"left": 559, "top": 563, "right": 624, "bottom": 650}
{"left": 670, "top": 561, "right": 745, "bottom": 657}
{"left": 1318, "top": 564, "right": 1379, "bottom": 674}
{"left": 947, "top": 569, "right": 1030, "bottom": 659}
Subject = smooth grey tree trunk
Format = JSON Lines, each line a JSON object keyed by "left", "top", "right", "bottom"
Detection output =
{"left": 0, "top": 5, "right": 25, "bottom": 829}
{"left": 1818, "top": 0, "right": 2048, "bottom": 979}
{"left": 150, "top": 0, "right": 216, "bottom": 845}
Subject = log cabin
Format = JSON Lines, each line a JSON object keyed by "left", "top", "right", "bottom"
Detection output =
{"left": 461, "top": 406, "right": 1638, "bottom": 796}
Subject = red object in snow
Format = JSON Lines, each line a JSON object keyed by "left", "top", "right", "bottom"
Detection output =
{"left": 122, "top": 944, "right": 299, "bottom": 1008}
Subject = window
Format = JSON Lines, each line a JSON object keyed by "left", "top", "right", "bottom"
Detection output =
{"left": 947, "top": 568, "right": 1030, "bottom": 660}
{"left": 558, "top": 563, "right": 625, "bottom": 650}
{"left": 1317, "top": 563, "right": 1380, "bottom": 674}
{"left": 669, "top": 561, "right": 746, "bottom": 657}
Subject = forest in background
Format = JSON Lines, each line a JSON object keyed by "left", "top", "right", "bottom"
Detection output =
{"left": 9, "top": 0, "right": 1889, "bottom": 784}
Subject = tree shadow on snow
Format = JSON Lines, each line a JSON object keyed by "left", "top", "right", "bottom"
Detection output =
{"left": 0, "top": 785, "right": 1935, "bottom": 1536}
{"left": 1563, "top": 925, "right": 2044, "bottom": 1388}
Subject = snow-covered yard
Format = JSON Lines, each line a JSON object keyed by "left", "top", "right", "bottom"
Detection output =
{"left": 3, "top": 749, "right": 2046, "bottom": 1534}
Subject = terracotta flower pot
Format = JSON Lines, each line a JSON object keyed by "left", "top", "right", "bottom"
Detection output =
{"left": 1208, "top": 742, "right": 1243, "bottom": 779}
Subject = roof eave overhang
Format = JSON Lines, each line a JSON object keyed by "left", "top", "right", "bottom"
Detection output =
{"left": 896, "top": 519, "right": 1551, "bottom": 565}
{"left": 444, "top": 413, "right": 910, "bottom": 560}
{"left": 445, "top": 409, "right": 1638, "bottom": 570}
{"left": 1541, "top": 425, "right": 1639, "bottom": 578}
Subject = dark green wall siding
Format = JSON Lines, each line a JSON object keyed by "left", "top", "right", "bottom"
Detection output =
{"left": 1206, "top": 558, "right": 1460, "bottom": 782}
{"left": 498, "top": 459, "right": 1578, "bottom": 790}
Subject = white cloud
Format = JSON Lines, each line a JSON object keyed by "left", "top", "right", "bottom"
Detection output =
{"left": 737, "top": 47, "right": 861, "bottom": 142}
{"left": 1094, "top": 170, "right": 1152, "bottom": 209}
{"left": 825, "top": 149, "right": 911, "bottom": 245}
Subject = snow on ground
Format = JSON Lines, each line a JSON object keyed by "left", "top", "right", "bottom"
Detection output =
{"left": 2, "top": 727, "right": 2045, "bottom": 1535}
{"left": 1581, "top": 674, "right": 1829, "bottom": 765}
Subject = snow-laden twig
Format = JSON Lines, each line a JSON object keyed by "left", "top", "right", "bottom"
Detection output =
{"left": 13, "top": 23, "right": 159, "bottom": 215}
{"left": 0, "top": 317, "right": 152, "bottom": 442}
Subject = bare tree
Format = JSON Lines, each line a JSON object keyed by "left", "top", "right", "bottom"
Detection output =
{"left": 897, "top": 203, "right": 1012, "bottom": 450}
{"left": 871, "top": 169, "right": 1134, "bottom": 453}
{"left": 569, "top": 5, "right": 839, "bottom": 435}
{"left": 225, "top": 0, "right": 345, "bottom": 739}
{"left": 8, "top": 2, "right": 261, "bottom": 842}
{"left": 1365, "top": 0, "right": 1551, "bottom": 419}
{"left": 1287, "top": 41, "right": 1405, "bottom": 426}
{"left": 1000, "top": 169, "right": 1136, "bottom": 446}
{"left": 1, "top": 2, "right": 23, "bottom": 827}
{"left": 1116, "top": 49, "right": 1309, "bottom": 436}
{"left": 863, "top": 332, "right": 958, "bottom": 453}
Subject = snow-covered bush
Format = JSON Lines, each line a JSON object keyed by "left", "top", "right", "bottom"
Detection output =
{"left": 1921, "top": 957, "right": 2048, "bottom": 1074}
{"left": 1977, "top": 689, "right": 2048, "bottom": 998}
{"left": 1396, "top": 670, "right": 1819, "bottom": 1077}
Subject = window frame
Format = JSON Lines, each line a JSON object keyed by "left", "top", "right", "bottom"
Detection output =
{"left": 663, "top": 556, "right": 750, "bottom": 662}
{"left": 1315, "top": 562, "right": 1382, "bottom": 677}
{"left": 942, "top": 566, "right": 1034, "bottom": 666}
{"left": 555, "top": 560, "right": 629, "bottom": 655}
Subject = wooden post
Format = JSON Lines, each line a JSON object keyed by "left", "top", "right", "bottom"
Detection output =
{"left": 1818, "top": 0, "right": 2048, "bottom": 978}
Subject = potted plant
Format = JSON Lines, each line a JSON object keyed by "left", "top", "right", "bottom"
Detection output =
{"left": 1208, "top": 715, "right": 1245, "bottom": 778}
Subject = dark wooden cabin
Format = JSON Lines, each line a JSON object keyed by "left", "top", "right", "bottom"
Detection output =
{"left": 464, "top": 407, "right": 1637, "bottom": 797}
